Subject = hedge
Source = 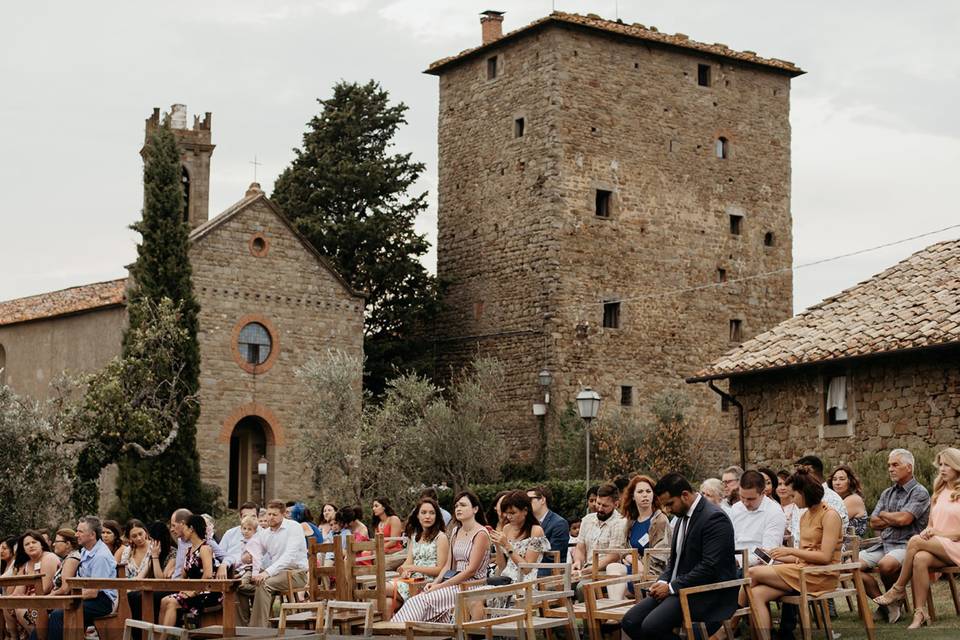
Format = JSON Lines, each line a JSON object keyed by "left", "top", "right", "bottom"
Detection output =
{"left": 436, "top": 480, "right": 587, "bottom": 524}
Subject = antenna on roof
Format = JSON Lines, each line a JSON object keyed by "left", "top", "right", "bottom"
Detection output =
{"left": 615, "top": 0, "right": 619, "bottom": 20}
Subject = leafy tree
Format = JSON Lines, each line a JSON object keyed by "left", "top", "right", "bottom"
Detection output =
{"left": 297, "top": 351, "right": 502, "bottom": 511}
{"left": 111, "top": 122, "right": 206, "bottom": 521}
{"left": 0, "top": 385, "right": 73, "bottom": 535}
{"left": 272, "top": 80, "right": 443, "bottom": 396}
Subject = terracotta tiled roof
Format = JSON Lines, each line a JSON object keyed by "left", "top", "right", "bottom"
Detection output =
{"left": 690, "top": 239, "right": 960, "bottom": 381}
{"left": 0, "top": 278, "right": 127, "bottom": 327}
{"left": 427, "top": 11, "right": 803, "bottom": 76}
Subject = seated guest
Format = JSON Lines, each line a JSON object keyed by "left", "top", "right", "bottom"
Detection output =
{"left": 236, "top": 499, "right": 308, "bottom": 627}
{"left": 334, "top": 506, "right": 369, "bottom": 546}
{"left": 526, "top": 486, "right": 570, "bottom": 564}
{"left": 217, "top": 502, "right": 259, "bottom": 577}
{"left": 857, "top": 449, "right": 929, "bottom": 623}
{"left": 51, "top": 529, "right": 81, "bottom": 595}
{"left": 233, "top": 516, "right": 264, "bottom": 580}
{"left": 12, "top": 530, "right": 60, "bottom": 636}
{"left": 608, "top": 475, "right": 668, "bottom": 583}
{"left": 740, "top": 469, "right": 842, "bottom": 638}
{"left": 586, "top": 485, "right": 600, "bottom": 514}
{"left": 171, "top": 509, "right": 225, "bottom": 578}
{"left": 32, "top": 516, "right": 117, "bottom": 640}
{"left": 393, "top": 491, "right": 490, "bottom": 623}
{"left": 828, "top": 464, "right": 868, "bottom": 536}
{"left": 722, "top": 465, "right": 744, "bottom": 510}
{"left": 101, "top": 519, "right": 123, "bottom": 555}
{"left": 568, "top": 519, "right": 581, "bottom": 548}
{"left": 1, "top": 537, "right": 16, "bottom": 640}
{"left": 385, "top": 497, "right": 449, "bottom": 617}
{"left": 776, "top": 470, "right": 796, "bottom": 537}
{"left": 699, "top": 478, "right": 725, "bottom": 509}
{"left": 622, "top": 473, "right": 738, "bottom": 640}
{"left": 117, "top": 520, "right": 151, "bottom": 579}
{"left": 487, "top": 491, "right": 510, "bottom": 532}
{"left": 490, "top": 491, "right": 549, "bottom": 584}
{"left": 571, "top": 483, "right": 627, "bottom": 578}
{"left": 730, "top": 470, "right": 787, "bottom": 567}
{"left": 419, "top": 488, "right": 452, "bottom": 526}
{"left": 319, "top": 503, "right": 338, "bottom": 538}
{"left": 758, "top": 467, "right": 779, "bottom": 502}
{"left": 373, "top": 497, "right": 406, "bottom": 569}
{"left": 145, "top": 521, "right": 176, "bottom": 578}
{"left": 875, "top": 447, "right": 960, "bottom": 629}
{"left": 288, "top": 502, "right": 324, "bottom": 545}
{"left": 158, "top": 515, "right": 220, "bottom": 637}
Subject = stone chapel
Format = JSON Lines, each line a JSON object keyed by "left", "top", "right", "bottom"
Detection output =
{"left": 0, "top": 105, "right": 365, "bottom": 508}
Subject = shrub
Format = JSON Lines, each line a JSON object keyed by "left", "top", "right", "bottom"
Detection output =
{"left": 851, "top": 446, "right": 939, "bottom": 510}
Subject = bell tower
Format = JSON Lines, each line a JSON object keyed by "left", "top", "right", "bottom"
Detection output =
{"left": 144, "top": 104, "right": 215, "bottom": 229}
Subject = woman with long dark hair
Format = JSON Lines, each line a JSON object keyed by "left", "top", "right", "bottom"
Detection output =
{"left": 117, "top": 520, "right": 151, "bottom": 579}
{"left": 319, "top": 503, "right": 337, "bottom": 538}
{"left": 385, "top": 498, "right": 449, "bottom": 616}
{"left": 157, "top": 515, "right": 220, "bottom": 639}
{"left": 101, "top": 519, "right": 123, "bottom": 555}
{"left": 12, "top": 530, "right": 60, "bottom": 635}
{"left": 393, "top": 491, "right": 490, "bottom": 623}
{"left": 758, "top": 467, "right": 780, "bottom": 503}
{"left": 146, "top": 520, "right": 176, "bottom": 578}
{"left": 490, "top": 491, "right": 548, "bottom": 585}
{"left": 373, "top": 497, "right": 405, "bottom": 559}
{"left": 487, "top": 491, "right": 510, "bottom": 532}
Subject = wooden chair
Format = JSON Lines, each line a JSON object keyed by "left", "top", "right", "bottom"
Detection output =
{"left": 271, "top": 537, "right": 347, "bottom": 630}
{"left": 775, "top": 562, "right": 876, "bottom": 640}
{"left": 400, "top": 581, "right": 536, "bottom": 640}
{"left": 926, "top": 565, "right": 960, "bottom": 621}
{"left": 121, "top": 618, "right": 191, "bottom": 640}
{"left": 588, "top": 548, "right": 639, "bottom": 580}
{"left": 582, "top": 572, "right": 652, "bottom": 639}
{"left": 679, "top": 576, "right": 754, "bottom": 640}
{"left": 340, "top": 533, "right": 388, "bottom": 632}
{"left": 640, "top": 548, "right": 671, "bottom": 580}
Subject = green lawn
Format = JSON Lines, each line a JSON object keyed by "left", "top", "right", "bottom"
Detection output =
{"left": 820, "top": 580, "right": 959, "bottom": 639}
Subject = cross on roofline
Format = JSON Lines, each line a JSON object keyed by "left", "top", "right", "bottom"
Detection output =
{"left": 249, "top": 155, "right": 262, "bottom": 182}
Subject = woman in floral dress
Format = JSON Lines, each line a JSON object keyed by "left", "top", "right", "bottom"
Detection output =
{"left": 490, "top": 491, "right": 549, "bottom": 584}
{"left": 385, "top": 497, "right": 450, "bottom": 616}
{"left": 158, "top": 515, "right": 220, "bottom": 637}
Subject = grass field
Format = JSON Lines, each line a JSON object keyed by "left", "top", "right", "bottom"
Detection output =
{"left": 803, "top": 579, "right": 959, "bottom": 639}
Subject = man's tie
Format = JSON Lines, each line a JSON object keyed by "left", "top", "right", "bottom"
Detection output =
{"left": 671, "top": 515, "right": 689, "bottom": 582}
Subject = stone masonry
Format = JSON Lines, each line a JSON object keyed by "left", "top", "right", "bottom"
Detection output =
{"left": 428, "top": 13, "right": 801, "bottom": 466}
{"left": 730, "top": 348, "right": 960, "bottom": 468}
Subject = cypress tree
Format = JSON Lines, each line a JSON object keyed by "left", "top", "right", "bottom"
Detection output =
{"left": 115, "top": 122, "right": 204, "bottom": 521}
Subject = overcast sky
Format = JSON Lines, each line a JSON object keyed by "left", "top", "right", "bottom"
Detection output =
{"left": 3, "top": 0, "right": 958, "bottom": 314}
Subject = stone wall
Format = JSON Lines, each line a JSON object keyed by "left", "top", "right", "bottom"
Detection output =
{"left": 728, "top": 346, "right": 960, "bottom": 468}
{"left": 0, "top": 307, "right": 125, "bottom": 400}
{"left": 433, "top": 22, "right": 796, "bottom": 470}
{"left": 189, "top": 195, "right": 365, "bottom": 504}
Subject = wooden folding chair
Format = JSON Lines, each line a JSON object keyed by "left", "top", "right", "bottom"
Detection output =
{"left": 679, "top": 576, "right": 754, "bottom": 640}
{"left": 582, "top": 572, "right": 652, "bottom": 639}
{"left": 400, "top": 581, "right": 531, "bottom": 640}
{"left": 926, "top": 565, "right": 960, "bottom": 621}
{"left": 776, "top": 561, "right": 876, "bottom": 640}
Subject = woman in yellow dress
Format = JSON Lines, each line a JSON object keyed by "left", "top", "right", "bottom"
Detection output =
{"left": 740, "top": 469, "right": 843, "bottom": 637}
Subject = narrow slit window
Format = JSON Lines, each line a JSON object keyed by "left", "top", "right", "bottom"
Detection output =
{"left": 620, "top": 386, "right": 633, "bottom": 407}
{"left": 514, "top": 117, "right": 525, "bottom": 138}
{"left": 729, "top": 319, "right": 742, "bottom": 342}
{"left": 595, "top": 189, "right": 612, "bottom": 218}
{"left": 716, "top": 136, "right": 729, "bottom": 159}
{"left": 764, "top": 231, "right": 775, "bottom": 246}
{"left": 603, "top": 301, "right": 621, "bottom": 328}
{"left": 487, "top": 56, "right": 498, "bottom": 80}
{"left": 729, "top": 214, "right": 742, "bottom": 235}
{"left": 717, "top": 268, "right": 727, "bottom": 282}
{"left": 698, "top": 64, "right": 711, "bottom": 87}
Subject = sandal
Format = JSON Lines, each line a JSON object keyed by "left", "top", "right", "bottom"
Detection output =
{"left": 873, "top": 584, "right": 906, "bottom": 606}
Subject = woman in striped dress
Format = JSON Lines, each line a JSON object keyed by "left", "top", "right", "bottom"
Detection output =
{"left": 392, "top": 491, "right": 490, "bottom": 623}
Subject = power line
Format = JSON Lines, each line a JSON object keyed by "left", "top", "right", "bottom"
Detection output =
{"left": 578, "top": 221, "right": 960, "bottom": 310}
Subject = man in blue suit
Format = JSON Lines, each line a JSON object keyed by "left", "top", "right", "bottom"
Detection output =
{"left": 527, "top": 486, "right": 570, "bottom": 571}
{"left": 622, "top": 473, "right": 738, "bottom": 640}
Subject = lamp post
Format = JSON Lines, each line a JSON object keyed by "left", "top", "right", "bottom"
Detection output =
{"left": 257, "top": 455, "right": 268, "bottom": 507}
{"left": 575, "top": 387, "right": 601, "bottom": 490}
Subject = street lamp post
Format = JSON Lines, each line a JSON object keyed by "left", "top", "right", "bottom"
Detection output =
{"left": 575, "top": 387, "right": 601, "bottom": 490}
{"left": 257, "top": 455, "right": 268, "bottom": 507}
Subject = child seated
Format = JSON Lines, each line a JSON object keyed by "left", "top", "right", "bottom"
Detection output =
{"left": 235, "top": 515, "right": 263, "bottom": 582}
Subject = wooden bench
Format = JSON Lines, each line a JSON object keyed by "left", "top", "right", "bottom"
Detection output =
{"left": 0, "top": 593, "right": 85, "bottom": 640}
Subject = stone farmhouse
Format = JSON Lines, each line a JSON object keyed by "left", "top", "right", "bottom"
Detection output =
{"left": 428, "top": 11, "right": 804, "bottom": 464}
{"left": 689, "top": 239, "right": 960, "bottom": 468}
{"left": 0, "top": 106, "right": 365, "bottom": 508}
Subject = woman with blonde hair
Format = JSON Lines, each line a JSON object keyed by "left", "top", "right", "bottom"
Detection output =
{"left": 875, "top": 447, "right": 960, "bottom": 628}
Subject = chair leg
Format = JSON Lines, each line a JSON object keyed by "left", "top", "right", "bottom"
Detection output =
{"left": 928, "top": 577, "right": 938, "bottom": 622}
{"left": 798, "top": 599, "right": 813, "bottom": 640}
{"left": 948, "top": 573, "right": 960, "bottom": 615}
{"left": 819, "top": 602, "right": 834, "bottom": 640}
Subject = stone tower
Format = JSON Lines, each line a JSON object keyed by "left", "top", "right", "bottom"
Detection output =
{"left": 427, "top": 11, "right": 804, "bottom": 467}
{"left": 144, "top": 104, "right": 215, "bottom": 229}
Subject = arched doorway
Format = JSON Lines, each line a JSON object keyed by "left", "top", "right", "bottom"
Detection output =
{"left": 228, "top": 416, "right": 268, "bottom": 508}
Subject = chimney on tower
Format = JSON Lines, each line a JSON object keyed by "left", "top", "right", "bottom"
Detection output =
{"left": 480, "top": 10, "right": 504, "bottom": 45}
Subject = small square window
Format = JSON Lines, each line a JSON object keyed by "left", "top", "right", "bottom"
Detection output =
{"left": 729, "top": 319, "right": 742, "bottom": 342}
{"left": 620, "top": 386, "right": 633, "bottom": 407}
{"left": 717, "top": 268, "right": 727, "bottom": 282}
{"left": 487, "top": 56, "right": 498, "bottom": 80}
{"left": 825, "top": 375, "right": 848, "bottom": 425}
{"left": 716, "top": 136, "right": 729, "bottom": 159}
{"left": 697, "top": 64, "right": 711, "bottom": 87}
{"left": 514, "top": 117, "right": 525, "bottom": 138}
{"left": 595, "top": 189, "right": 612, "bottom": 218}
{"left": 729, "top": 214, "right": 742, "bottom": 235}
{"left": 603, "top": 301, "right": 621, "bottom": 328}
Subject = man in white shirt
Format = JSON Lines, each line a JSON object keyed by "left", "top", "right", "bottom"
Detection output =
{"left": 237, "top": 499, "right": 308, "bottom": 627}
{"left": 217, "top": 501, "right": 260, "bottom": 577}
{"left": 730, "top": 470, "right": 786, "bottom": 568}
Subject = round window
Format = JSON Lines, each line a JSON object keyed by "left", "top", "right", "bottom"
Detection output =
{"left": 238, "top": 322, "right": 272, "bottom": 365}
